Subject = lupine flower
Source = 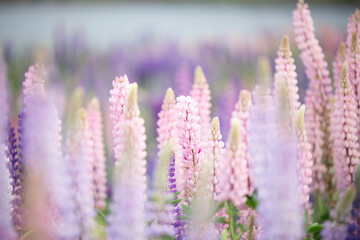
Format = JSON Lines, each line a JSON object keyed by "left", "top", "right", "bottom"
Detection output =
{"left": 296, "top": 105, "right": 313, "bottom": 218}
{"left": 67, "top": 87, "right": 84, "bottom": 128}
{"left": 347, "top": 33, "right": 360, "bottom": 119}
{"left": 346, "top": 9, "right": 360, "bottom": 57}
{"left": 168, "top": 149, "right": 185, "bottom": 240}
{"left": 293, "top": 0, "right": 334, "bottom": 195}
{"left": 321, "top": 221, "right": 347, "bottom": 240}
{"left": 218, "top": 118, "right": 247, "bottom": 207}
{"left": 256, "top": 56, "right": 272, "bottom": 88}
{"left": 147, "top": 142, "right": 175, "bottom": 239}
{"left": 332, "top": 64, "right": 359, "bottom": 193}
{"left": 87, "top": 97, "right": 107, "bottom": 211}
{"left": 6, "top": 122, "right": 23, "bottom": 234}
{"left": 207, "top": 117, "right": 224, "bottom": 198}
{"left": 66, "top": 108, "right": 96, "bottom": 239}
{"left": 274, "top": 36, "right": 301, "bottom": 131}
{"left": 176, "top": 95, "right": 202, "bottom": 204}
{"left": 250, "top": 78, "right": 303, "bottom": 240}
{"left": 0, "top": 46, "right": 8, "bottom": 127}
{"left": 22, "top": 64, "right": 47, "bottom": 108}
{"left": 157, "top": 88, "right": 177, "bottom": 152}
{"left": 333, "top": 42, "right": 346, "bottom": 88}
{"left": 232, "top": 90, "right": 253, "bottom": 196}
{"left": 109, "top": 75, "right": 131, "bottom": 163}
{"left": 107, "top": 83, "right": 147, "bottom": 240}
{"left": 190, "top": 66, "right": 211, "bottom": 141}
{"left": 0, "top": 146, "right": 16, "bottom": 240}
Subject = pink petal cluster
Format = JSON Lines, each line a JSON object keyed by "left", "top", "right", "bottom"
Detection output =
{"left": 23, "top": 64, "right": 47, "bottom": 107}
{"left": 346, "top": 9, "right": 360, "bottom": 55}
{"left": 293, "top": 0, "right": 333, "bottom": 192}
{"left": 296, "top": 105, "right": 313, "bottom": 217}
{"left": 232, "top": 90, "right": 254, "bottom": 196}
{"left": 157, "top": 88, "right": 177, "bottom": 152}
{"left": 274, "top": 36, "right": 301, "bottom": 130}
{"left": 208, "top": 117, "right": 224, "bottom": 198}
{"left": 332, "top": 64, "right": 359, "bottom": 193}
{"left": 190, "top": 66, "right": 211, "bottom": 141}
{"left": 87, "top": 98, "right": 107, "bottom": 211}
{"left": 347, "top": 33, "right": 360, "bottom": 119}
{"left": 218, "top": 118, "right": 248, "bottom": 208}
{"left": 332, "top": 42, "right": 346, "bottom": 87}
{"left": 176, "top": 96, "right": 202, "bottom": 203}
{"left": 107, "top": 83, "right": 147, "bottom": 240}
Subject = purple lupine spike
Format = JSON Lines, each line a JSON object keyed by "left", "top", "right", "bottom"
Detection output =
{"left": 169, "top": 153, "right": 185, "bottom": 240}
{"left": 6, "top": 121, "right": 23, "bottom": 235}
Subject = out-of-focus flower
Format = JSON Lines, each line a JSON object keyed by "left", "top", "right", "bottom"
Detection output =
{"left": 321, "top": 221, "right": 347, "bottom": 240}
{"left": 107, "top": 83, "right": 147, "bottom": 240}
{"left": 174, "top": 64, "right": 192, "bottom": 97}
{"left": 347, "top": 33, "right": 360, "bottom": 123}
{"left": 296, "top": 105, "right": 313, "bottom": 218}
{"left": 87, "top": 97, "right": 107, "bottom": 211}
{"left": 293, "top": 0, "right": 334, "bottom": 195}
{"left": 346, "top": 9, "right": 360, "bottom": 57}
{"left": 190, "top": 66, "right": 211, "bottom": 142}
{"left": 218, "top": 118, "right": 248, "bottom": 208}
{"left": 332, "top": 64, "right": 359, "bottom": 193}
{"left": 176, "top": 96, "right": 202, "bottom": 204}
{"left": 333, "top": 42, "right": 346, "bottom": 87}
{"left": 157, "top": 88, "right": 177, "bottom": 152}
{"left": 22, "top": 64, "right": 47, "bottom": 108}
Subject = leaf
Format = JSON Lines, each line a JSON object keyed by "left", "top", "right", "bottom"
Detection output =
{"left": 220, "top": 229, "right": 228, "bottom": 240}
{"left": 245, "top": 193, "right": 258, "bottom": 210}
{"left": 335, "top": 186, "right": 356, "bottom": 221}
{"left": 213, "top": 217, "right": 227, "bottom": 224}
{"left": 306, "top": 223, "right": 323, "bottom": 234}
{"left": 174, "top": 191, "right": 181, "bottom": 198}
{"left": 171, "top": 198, "right": 182, "bottom": 205}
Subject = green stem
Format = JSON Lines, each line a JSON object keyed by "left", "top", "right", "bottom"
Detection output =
{"left": 226, "top": 201, "right": 236, "bottom": 240}
{"left": 248, "top": 215, "right": 254, "bottom": 240}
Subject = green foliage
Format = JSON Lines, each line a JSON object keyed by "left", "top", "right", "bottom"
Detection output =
{"left": 245, "top": 192, "right": 258, "bottom": 210}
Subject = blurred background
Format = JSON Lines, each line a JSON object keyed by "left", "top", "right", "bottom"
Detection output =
{"left": 0, "top": 0, "right": 356, "bottom": 177}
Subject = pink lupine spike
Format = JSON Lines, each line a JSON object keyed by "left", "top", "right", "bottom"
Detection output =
{"left": 218, "top": 118, "right": 248, "bottom": 208}
{"left": 232, "top": 90, "right": 254, "bottom": 196}
{"left": 23, "top": 63, "right": 47, "bottom": 107}
{"left": 296, "top": 105, "right": 313, "bottom": 218}
{"left": 176, "top": 95, "right": 202, "bottom": 204}
{"left": 157, "top": 88, "right": 177, "bottom": 152}
{"left": 190, "top": 66, "right": 212, "bottom": 141}
{"left": 109, "top": 75, "right": 130, "bottom": 125}
{"left": 87, "top": 98, "right": 107, "bottom": 211}
{"left": 332, "top": 64, "right": 359, "bottom": 193}
{"left": 333, "top": 42, "right": 346, "bottom": 89}
{"left": 346, "top": 9, "right": 360, "bottom": 56}
{"left": 347, "top": 34, "right": 360, "bottom": 118}
{"left": 208, "top": 117, "right": 224, "bottom": 198}
{"left": 293, "top": 0, "right": 334, "bottom": 194}
{"left": 107, "top": 83, "right": 147, "bottom": 240}
{"left": 274, "top": 36, "right": 301, "bottom": 131}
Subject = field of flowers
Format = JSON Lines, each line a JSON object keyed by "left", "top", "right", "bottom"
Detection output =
{"left": 0, "top": 0, "right": 360, "bottom": 239}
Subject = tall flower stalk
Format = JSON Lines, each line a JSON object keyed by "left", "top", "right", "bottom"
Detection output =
{"left": 293, "top": 0, "right": 334, "bottom": 199}
{"left": 190, "top": 66, "right": 212, "bottom": 142}
{"left": 107, "top": 83, "right": 147, "bottom": 240}
{"left": 176, "top": 96, "right": 202, "bottom": 204}
{"left": 332, "top": 64, "right": 359, "bottom": 193}
{"left": 87, "top": 97, "right": 107, "bottom": 211}
{"left": 333, "top": 42, "right": 346, "bottom": 88}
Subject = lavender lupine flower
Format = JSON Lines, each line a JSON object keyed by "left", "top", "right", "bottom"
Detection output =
{"left": 168, "top": 150, "right": 185, "bottom": 240}
{"left": 87, "top": 98, "right": 107, "bottom": 211}
{"left": 346, "top": 9, "right": 360, "bottom": 52}
{"left": 250, "top": 79, "right": 303, "bottom": 240}
{"left": 293, "top": 0, "right": 334, "bottom": 195}
{"left": 66, "top": 109, "right": 96, "bottom": 239}
{"left": 321, "top": 221, "right": 347, "bottom": 240}
{"left": 6, "top": 122, "right": 23, "bottom": 234}
{"left": 176, "top": 96, "right": 202, "bottom": 204}
{"left": 333, "top": 42, "right": 346, "bottom": 89}
{"left": 107, "top": 83, "right": 147, "bottom": 240}
{"left": 332, "top": 64, "right": 359, "bottom": 193}
{"left": 0, "top": 147, "right": 16, "bottom": 240}
{"left": 190, "top": 66, "right": 211, "bottom": 141}
{"left": 347, "top": 33, "right": 360, "bottom": 123}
